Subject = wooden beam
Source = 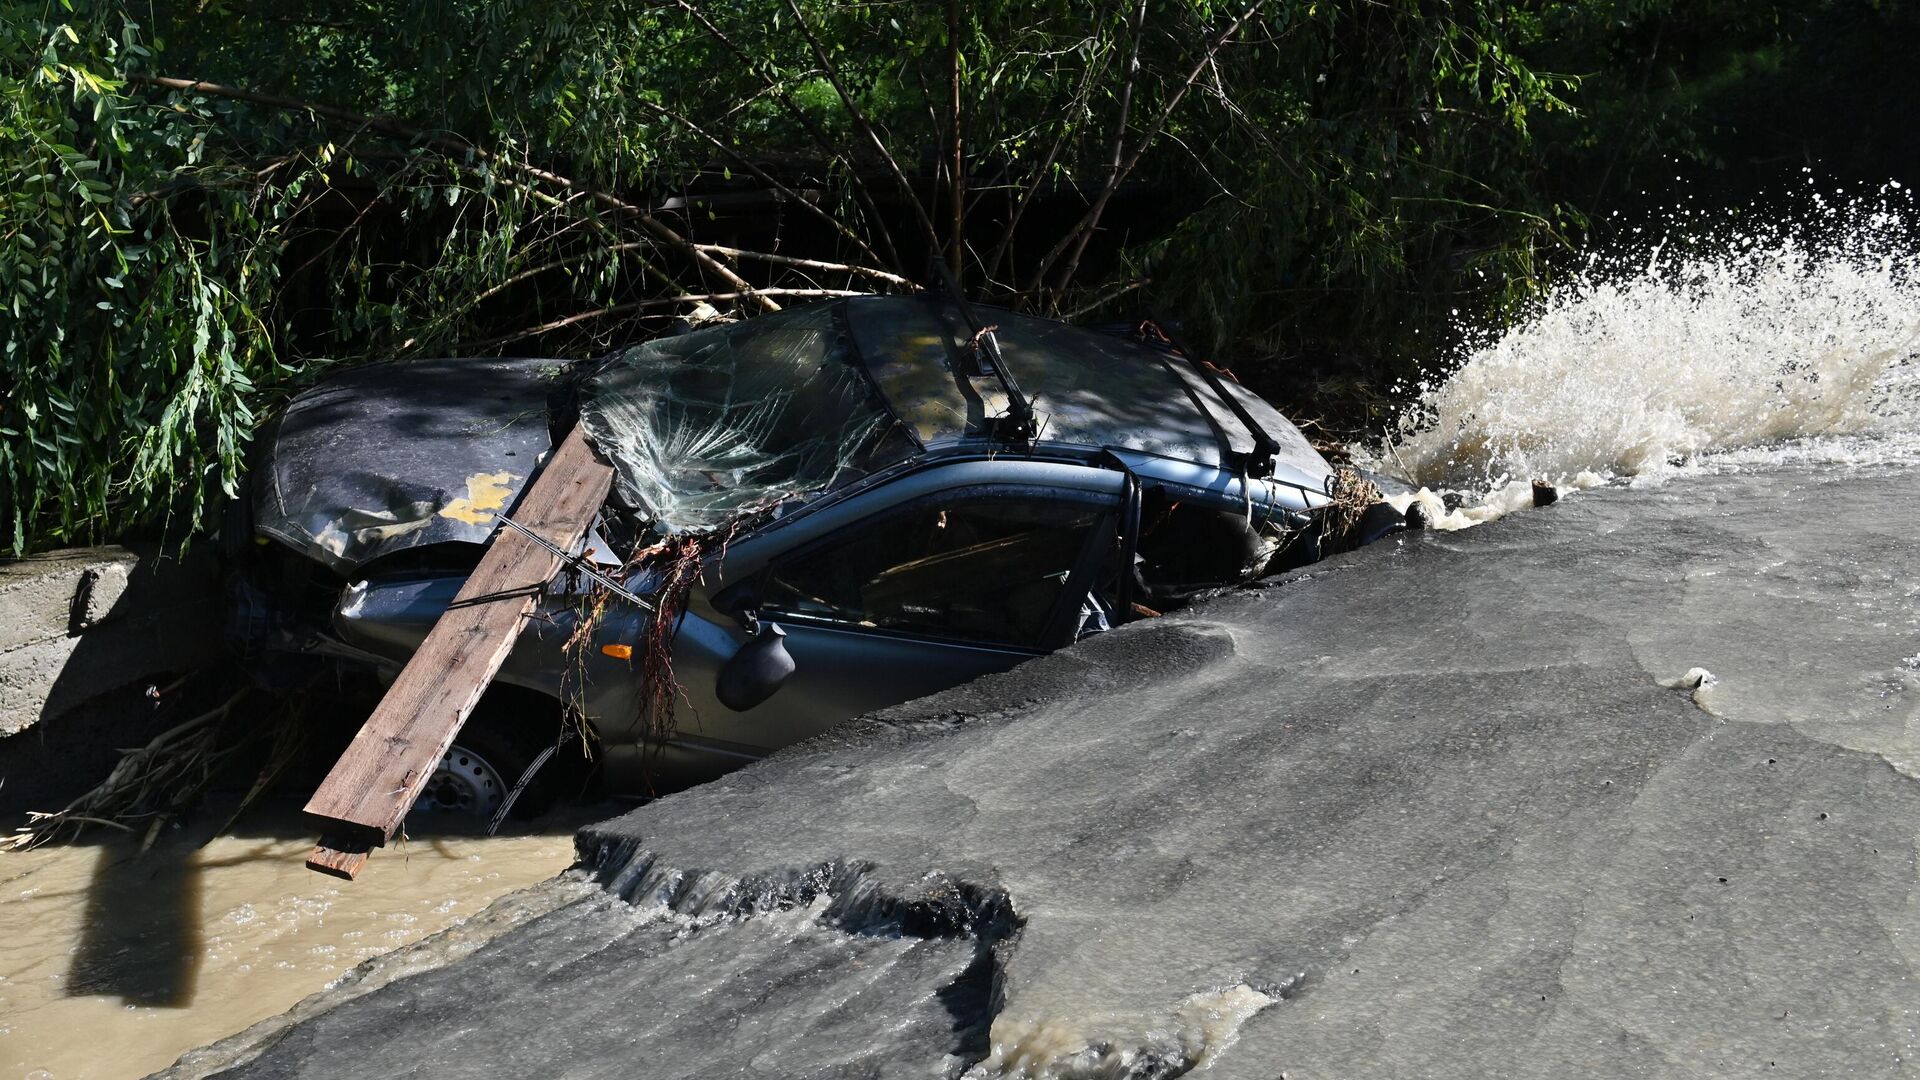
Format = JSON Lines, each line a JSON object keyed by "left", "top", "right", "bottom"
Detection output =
{"left": 306, "top": 836, "right": 373, "bottom": 880}
{"left": 303, "top": 427, "right": 614, "bottom": 875}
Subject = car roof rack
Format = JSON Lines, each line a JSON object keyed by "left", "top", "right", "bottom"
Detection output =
{"left": 1136, "top": 313, "right": 1281, "bottom": 478}
{"left": 924, "top": 261, "right": 1038, "bottom": 445}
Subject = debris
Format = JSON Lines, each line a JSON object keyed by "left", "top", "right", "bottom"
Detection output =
{"left": 4, "top": 682, "right": 262, "bottom": 851}
{"left": 302, "top": 427, "right": 613, "bottom": 879}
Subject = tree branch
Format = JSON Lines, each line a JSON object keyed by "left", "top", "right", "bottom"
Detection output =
{"left": 691, "top": 244, "right": 916, "bottom": 288}
{"left": 1064, "top": 0, "right": 1150, "bottom": 287}
{"left": 637, "top": 97, "right": 887, "bottom": 269}
{"left": 1060, "top": 275, "right": 1151, "bottom": 321}
{"left": 127, "top": 73, "right": 780, "bottom": 312}
{"left": 980, "top": 33, "right": 1110, "bottom": 288}
{"left": 1019, "top": 2, "right": 1267, "bottom": 299}
{"left": 781, "top": 0, "right": 943, "bottom": 256}
{"left": 456, "top": 289, "right": 873, "bottom": 351}
{"left": 672, "top": 0, "right": 904, "bottom": 273}
{"left": 947, "top": 0, "right": 966, "bottom": 280}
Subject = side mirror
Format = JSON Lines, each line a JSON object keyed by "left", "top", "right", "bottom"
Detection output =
{"left": 716, "top": 617, "right": 796, "bottom": 712}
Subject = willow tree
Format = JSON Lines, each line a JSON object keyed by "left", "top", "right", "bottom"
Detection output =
{"left": 3, "top": 0, "right": 1583, "bottom": 553}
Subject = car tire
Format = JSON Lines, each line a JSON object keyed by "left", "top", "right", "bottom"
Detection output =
{"left": 408, "top": 693, "right": 585, "bottom": 823}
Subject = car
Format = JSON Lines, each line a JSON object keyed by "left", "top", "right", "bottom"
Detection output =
{"left": 232, "top": 293, "right": 1403, "bottom": 818}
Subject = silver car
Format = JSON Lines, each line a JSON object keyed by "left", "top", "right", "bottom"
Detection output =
{"left": 236, "top": 295, "right": 1401, "bottom": 816}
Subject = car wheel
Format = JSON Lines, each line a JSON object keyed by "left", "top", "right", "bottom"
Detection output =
{"left": 412, "top": 739, "right": 512, "bottom": 820}
{"left": 407, "top": 698, "right": 579, "bottom": 823}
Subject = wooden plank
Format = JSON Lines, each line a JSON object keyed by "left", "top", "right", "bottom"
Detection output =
{"left": 302, "top": 427, "right": 614, "bottom": 861}
{"left": 306, "top": 836, "right": 373, "bottom": 880}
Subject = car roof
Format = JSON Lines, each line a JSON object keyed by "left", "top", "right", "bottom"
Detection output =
{"left": 255, "top": 299, "right": 1336, "bottom": 576}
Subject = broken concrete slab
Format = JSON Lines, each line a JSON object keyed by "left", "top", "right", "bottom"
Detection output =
{"left": 1, "top": 545, "right": 227, "bottom": 812}
{"left": 162, "top": 461, "right": 1920, "bottom": 1079}
{"left": 0, "top": 547, "right": 141, "bottom": 734}
{"left": 0, "top": 546, "right": 136, "bottom": 650}
{"left": 0, "top": 544, "right": 224, "bottom": 736}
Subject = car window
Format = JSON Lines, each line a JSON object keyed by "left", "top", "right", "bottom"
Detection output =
{"left": 760, "top": 496, "right": 1105, "bottom": 648}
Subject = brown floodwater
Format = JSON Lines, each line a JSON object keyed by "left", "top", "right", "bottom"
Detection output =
{"left": 0, "top": 808, "right": 596, "bottom": 1079}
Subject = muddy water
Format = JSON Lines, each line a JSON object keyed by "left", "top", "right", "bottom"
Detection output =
{"left": 0, "top": 810, "right": 593, "bottom": 1079}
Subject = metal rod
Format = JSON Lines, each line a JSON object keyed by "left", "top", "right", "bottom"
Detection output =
{"left": 496, "top": 514, "right": 656, "bottom": 611}
{"left": 1147, "top": 311, "right": 1281, "bottom": 477}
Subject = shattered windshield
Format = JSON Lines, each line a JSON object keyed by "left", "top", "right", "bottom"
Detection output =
{"left": 843, "top": 297, "right": 1328, "bottom": 479}
{"left": 580, "top": 304, "right": 909, "bottom": 533}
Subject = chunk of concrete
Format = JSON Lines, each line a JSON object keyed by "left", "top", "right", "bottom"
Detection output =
{"left": 0, "top": 545, "right": 224, "bottom": 737}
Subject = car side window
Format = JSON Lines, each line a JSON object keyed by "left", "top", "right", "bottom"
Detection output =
{"left": 759, "top": 496, "right": 1105, "bottom": 648}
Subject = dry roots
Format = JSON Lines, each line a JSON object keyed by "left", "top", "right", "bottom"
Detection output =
{"left": 4, "top": 680, "right": 307, "bottom": 852}
{"left": 1322, "top": 466, "right": 1383, "bottom": 548}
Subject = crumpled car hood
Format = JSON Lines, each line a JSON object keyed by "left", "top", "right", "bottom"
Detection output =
{"left": 253, "top": 357, "right": 567, "bottom": 575}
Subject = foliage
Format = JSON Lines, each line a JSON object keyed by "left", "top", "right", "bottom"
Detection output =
{"left": 1, "top": 8, "right": 299, "bottom": 550}
{"left": 1142, "top": 0, "right": 1578, "bottom": 378}
{"left": 2, "top": 0, "right": 1913, "bottom": 552}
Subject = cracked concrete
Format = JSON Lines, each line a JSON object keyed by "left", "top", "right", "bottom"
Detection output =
{"left": 166, "top": 461, "right": 1920, "bottom": 1078}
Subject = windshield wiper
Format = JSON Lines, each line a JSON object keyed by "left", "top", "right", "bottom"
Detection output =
{"left": 926, "top": 260, "right": 1037, "bottom": 445}
{"left": 1144, "top": 312, "right": 1281, "bottom": 477}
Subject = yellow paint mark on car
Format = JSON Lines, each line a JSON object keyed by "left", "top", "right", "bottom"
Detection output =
{"left": 438, "top": 471, "right": 520, "bottom": 525}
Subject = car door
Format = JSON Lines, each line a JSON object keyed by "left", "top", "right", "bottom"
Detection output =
{"left": 660, "top": 482, "right": 1118, "bottom": 768}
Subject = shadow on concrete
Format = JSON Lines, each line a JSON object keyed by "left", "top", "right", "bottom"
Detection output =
{"left": 0, "top": 544, "right": 226, "bottom": 817}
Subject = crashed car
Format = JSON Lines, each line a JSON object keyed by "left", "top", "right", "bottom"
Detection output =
{"left": 235, "top": 294, "right": 1402, "bottom": 816}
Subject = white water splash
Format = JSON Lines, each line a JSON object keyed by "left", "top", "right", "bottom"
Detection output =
{"left": 1355, "top": 192, "right": 1920, "bottom": 524}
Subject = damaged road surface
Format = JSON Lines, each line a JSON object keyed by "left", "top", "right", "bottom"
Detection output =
{"left": 170, "top": 459, "right": 1920, "bottom": 1079}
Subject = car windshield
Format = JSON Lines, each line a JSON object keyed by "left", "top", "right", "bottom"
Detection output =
{"left": 844, "top": 296, "right": 1327, "bottom": 477}
{"left": 580, "top": 304, "right": 911, "bottom": 533}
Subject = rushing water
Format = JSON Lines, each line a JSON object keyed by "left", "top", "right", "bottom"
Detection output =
{"left": 0, "top": 810, "right": 590, "bottom": 1080}
{"left": 1354, "top": 191, "right": 1920, "bottom": 527}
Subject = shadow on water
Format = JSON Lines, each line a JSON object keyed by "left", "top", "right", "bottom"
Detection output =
{"left": 6, "top": 669, "right": 586, "bottom": 1016}
{"left": 52, "top": 802, "right": 597, "bottom": 1012}
{"left": 67, "top": 842, "right": 205, "bottom": 1007}
{"left": 1, "top": 786, "right": 601, "bottom": 1080}
{"left": 933, "top": 937, "right": 1000, "bottom": 1061}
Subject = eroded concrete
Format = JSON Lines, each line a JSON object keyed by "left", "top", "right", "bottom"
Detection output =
{"left": 0, "top": 545, "right": 223, "bottom": 735}
{"left": 166, "top": 462, "right": 1920, "bottom": 1079}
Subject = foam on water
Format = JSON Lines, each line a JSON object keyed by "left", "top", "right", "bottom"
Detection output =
{"left": 1354, "top": 189, "right": 1920, "bottom": 526}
